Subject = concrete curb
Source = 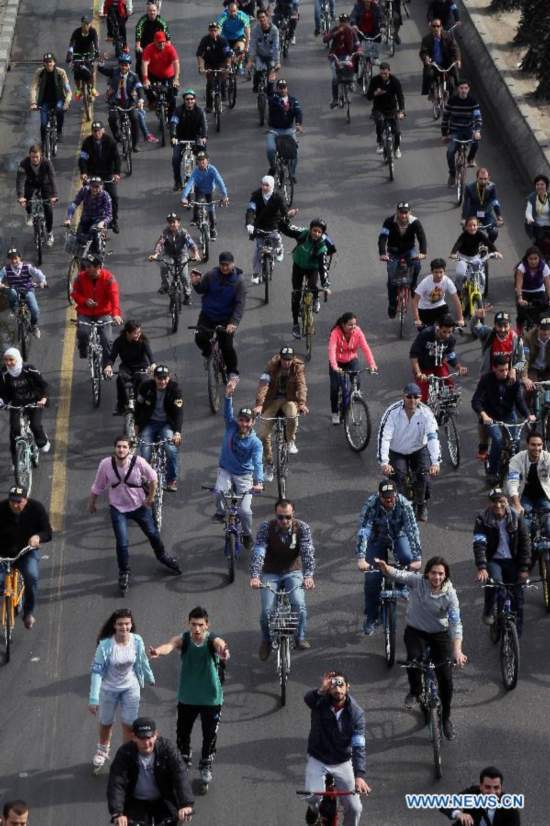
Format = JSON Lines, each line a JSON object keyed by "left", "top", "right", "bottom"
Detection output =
{"left": 461, "top": 1, "right": 550, "bottom": 184}
{"left": 0, "top": 0, "right": 22, "bottom": 100}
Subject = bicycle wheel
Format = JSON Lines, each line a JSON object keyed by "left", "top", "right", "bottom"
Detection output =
{"left": 91, "top": 349, "right": 102, "bottom": 408}
{"left": 169, "top": 292, "right": 179, "bottom": 334}
{"left": 258, "top": 91, "right": 266, "bottom": 126}
{"left": 124, "top": 410, "right": 136, "bottom": 446}
{"left": 225, "top": 531, "right": 236, "bottom": 583}
{"left": 361, "top": 58, "right": 372, "bottom": 96}
{"left": 543, "top": 413, "right": 550, "bottom": 451}
{"left": 50, "top": 126, "right": 58, "bottom": 159}
{"left": 34, "top": 219, "right": 43, "bottom": 266}
{"left": 539, "top": 553, "right": 550, "bottom": 612}
{"left": 303, "top": 307, "right": 314, "bottom": 362}
{"left": 67, "top": 257, "right": 79, "bottom": 304}
{"left": 158, "top": 105, "right": 166, "bottom": 147}
{"left": 280, "top": 163, "right": 294, "bottom": 208}
{"left": 432, "top": 83, "right": 441, "bottom": 120}
{"left": 152, "top": 481, "right": 163, "bottom": 532}
{"left": 15, "top": 439, "right": 32, "bottom": 494}
{"left": 386, "top": 138, "right": 394, "bottom": 182}
{"left": 215, "top": 94, "right": 221, "bottom": 133}
{"left": 383, "top": 598, "right": 397, "bottom": 668}
{"left": 275, "top": 438, "right": 288, "bottom": 499}
{"left": 207, "top": 354, "right": 222, "bottom": 414}
{"left": 345, "top": 87, "right": 351, "bottom": 124}
{"left": 444, "top": 415, "right": 460, "bottom": 469}
{"left": 386, "top": 20, "right": 395, "bottom": 57}
{"left": 343, "top": 394, "right": 371, "bottom": 452}
{"left": 263, "top": 255, "right": 271, "bottom": 305}
{"left": 430, "top": 706, "right": 443, "bottom": 779}
{"left": 18, "top": 317, "right": 31, "bottom": 361}
{"left": 279, "top": 636, "right": 289, "bottom": 706}
{"left": 3, "top": 594, "right": 12, "bottom": 663}
{"left": 200, "top": 224, "right": 210, "bottom": 264}
{"left": 456, "top": 154, "right": 465, "bottom": 206}
{"left": 83, "top": 82, "right": 91, "bottom": 122}
{"left": 500, "top": 621, "right": 520, "bottom": 690}
{"left": 227, "top": 72, "right": 237, "bottom": 109}
{"left": 123, "top": 136, "right": 133, "bottom": 176}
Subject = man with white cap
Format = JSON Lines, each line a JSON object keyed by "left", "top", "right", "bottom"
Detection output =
{"left": 245, "top": 175, "right": 296, "bottom": 285}
{"left": 0, "top": 347, "right": 50, "bottom": 459}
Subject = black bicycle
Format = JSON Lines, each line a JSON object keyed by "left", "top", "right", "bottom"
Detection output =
{"left": 42, "top": 106, "right": 58, "bottom": 161}
{"left": 256, "top": 67, "right": 268, "bottom": 126}
{"left": 152, "top": 256, "right": 190, "bottom": 333}
{"left": 28, "top": 192, "right": 50, "bottom": 265}
{"left": 273, "top": 132, "right": 297, "bottom": 207}
{"left": 252, "top": 228, "right": 279, "bottom": 305}
{"left": 73, "top": 318, "right": 112, "bottom": 407}
{"left": 189, "top": 324, "right": 228, "bottom": 413}
{"left": 484, "top": 578, "right": 537, "bottom": 690}
{"left": 485, "top": 419, "right": 530, "bottom": 486}
{"left": 204, "top": 69, "right": 226, "bottom": 133}
{"left": 527, "top": 508, "right": 550, "bottom": 613}
{"left": 11, "top": 288, "right": 34, "bottom": 360}
{"left": 335, "top": 368, "right": 375, "bottom": 452}
{"left": 72, "top": 51, "right": 97, "bottom": 121}
{"left": 111, "top": 105, "right": 135, "bottom": 175}
{"left": 150, "top": 81, "right": 170, "bottom": 146}
{"left": 2, "top": 403, "right": 41, "bottom": 493}
{"left": 381, "top": 115, "right": 396, "bottom": 181}
{"left": 259, "top": 413, "right": 298, "bottom": 498}
{"left": 186, "top": 199, "right": 224, "bottom": 264}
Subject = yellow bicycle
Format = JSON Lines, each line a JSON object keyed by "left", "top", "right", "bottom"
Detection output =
{"left": 1, "top": 546, "right": 31, "bottom": 663}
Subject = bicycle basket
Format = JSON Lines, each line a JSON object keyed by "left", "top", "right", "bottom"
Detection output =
{"left": 64, "top": 230, "right": 80, "bottom": 256}
{"left": 363, "top": 40, "right": 379, "bottom": 60}
{"left": 275, "top": 134, "right": 298, "bottom": 160}
{"left": 268, "top": 607, "right": 300, "bottom": 637}
{"left": 335, "top": 62, "right": 355, "bottom": 83}
{"left": 391, "top": 274, "right": 411, "bottom": 288}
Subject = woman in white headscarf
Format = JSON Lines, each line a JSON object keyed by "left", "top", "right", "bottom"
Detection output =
{"left": 245, "top": 174, "right": 297, "bottom": 284}
{"left": 0, "top": 347, "right": 50, "bottom": 459}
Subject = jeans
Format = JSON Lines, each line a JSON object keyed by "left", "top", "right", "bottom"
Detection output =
{"left": 389, "top": 446, "right": 431, "bottom": 506}
{"left": 257, "top": 399, "right": 298, "bottom": 463}
{"left": 260, "top": 569, "right": 306, "bottom": 641}
{"left": 0, "top": 549, "right": 39, "bottom": 616}
{"left": 39, "top": 100, "right": 64, "bottom": 139}
{"left": 139, "top": 421, "right": 179, "bottom": 485}
{"left": 386, "top": 251, "right": 420, "bottom": 310}
{"left": 99, "top": 683, "right": 141, "bottom": 726}
{"left": 363, "top": 536, "right": 413, "bottom": 624}
{"left": 447, "top": 128, "right": 479, "bottom": 175}
{"left": 177, "top": 703, "right": 222, "bottom": 768}
{"left": 110, "top": 504, "right": 166, "bottom": 573}
{"left": 7, "top": 288, "right": 40, "bottom": 325}
{"left": 418, "top": 303, "right": 449, "bottom": 327}
{"left": 266, "top": 128, "right": 298, "bottom": 177}
{"left": 485, "top": 558, "right": 524, "bottom": 635}
{"left": 195, "top": 311, "right": 239, "bottom": 375}
{"left": 329, "top": 358, "right": 359, "bottom": 414}
{"left": 314, "top": 0, "right": 336, "bottom": 29}
{"left": 521, "top": 495, "right": 550, "bottom": 540}
{"left": 305, "top": 755, "right": 362, "bottom": 826}
{"left": 215, "top": 468, "right": 253, "bottom": 537}
{"left": 486, "top": 418, "right": 515, "bottom": 476}
{"left": 76, "top": 313, "right": 112, "bottom": 366}
{"left": 404, "top": 626, "right": 453, "bottom": 721}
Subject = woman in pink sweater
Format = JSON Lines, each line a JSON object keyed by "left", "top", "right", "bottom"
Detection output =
{"left": 328, "top": 312, "right": 378, "bottom": 424}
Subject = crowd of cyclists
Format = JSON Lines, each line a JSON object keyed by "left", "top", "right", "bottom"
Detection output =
{"left": 0, "top": 0, "right": 543, "bottom": 823}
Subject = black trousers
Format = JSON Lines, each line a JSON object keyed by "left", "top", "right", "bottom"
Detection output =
{"left": 418, "top": 303, "right": 449, "bottom": 327}
{"left": 389, "top": 446, "right": 431, "bottom": 506}
{"left": 9, "top": 407, "right": 47, "bottom": 458}
{"left": 177, "top": 703, "right": 221, "bottom": 767}
{"left": 123, "top": 796, "right": 176, "bottom": 823}
{"left": 23, "top": 183, "right": 53, "bottom": 232}
{"left": 195, "top": 312, "right": 238, "bottom": 374}
{"left": 108, "top": 107, "right": 140, "bottom": 151}
{"left": 291, "top": 264, "right": 318, "bottom": 324}
{"left": 373, "top": 110, "right": 401, "bottom": 149}
{"left": 116, "top": 366, "right": 149, "bottom": 410}
{"left": 404, "top": 625, "right": 453, "bottom": 721}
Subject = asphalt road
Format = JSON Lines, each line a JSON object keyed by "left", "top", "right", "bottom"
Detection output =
{"left": 0, "top": 1, "right": 547, "bottom": 824}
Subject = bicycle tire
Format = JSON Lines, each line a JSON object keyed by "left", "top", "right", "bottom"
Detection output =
{"left": 430, "top": 706, "right": 443, "bottom": 779}
{"left": 123, "top": 136, "right": 133, "bottom": 176}
{"left": 483, "top": 259, "right": 490, "bottom": 298}
{"left": 3, "top": 594, "right": 12, "bottom": 663}
{"left": 263, "top": 255, "right": 271, "bottom": 305}
{"left": 280, "top": 163, "right": 294, "bottom": 208}
{"left": 456, "top": 154, "right": 465, "bottom": 206}
{"left": 303, "top": 307, "right": 314, "bottom": 362}
{"left": 384, "top": 598, "right": 397, "bottom": 668}
{"left": 387, "top": 20, "right": 395, "bottom": 57}
{"left": 18, "top": 315, "right": 31, "bottom": 362}
{"left": 207, "top": 354, "right": 222, "bottom": 414}
{"left": 361, "top": 58, "right": 372, "bottom": 96}
{"left": 444, "top": 415, "right": 460, "bottom": 469}
{"left": 152, "top": 460, "right": 164, "bottom": 531}
{"left": 279, "top": 636, "right": 289, "bottom": 706}
{"left": 83, "top": 83, "right": 91, "bottom": 122}
{"left": 51, "top": 126, "right": 58, "bottom": 159}
{"left": 282, "top": 29, "right": 289, "bottom": 59}
{"left": 258, "top": 90, "right": 266, "bottom": 126}
{"left": 539, "top": 553, "right": 550, "bottom": 613}
{"left": 91, "top": 348, "right": 102, "bottom": 408}
{"left": 15, "top": 438, "right": 32, "bottom": 494}
{"left": 398, "top": 286, "right": 409, "bottom": 339}
{"left": 346, "top": 88, "right": 351, "bottom": 124}
{"left": 344, "top": 394, "right": 371, "bottom": 452}
{"left": 200, "top": 224, "right": 210, "bottom": 263}
{"left": 500, "top": 621, "right": 520, "bottom": 690}
{"left": 124, "top": 410, "right": 136, "bottom": 447}
{"left": 544, "top": 413, "right": 550, "bottom": 451}
{"left": 275, "top": 438, "right": 288, "bottom": 499}
{"left": 34, "top": 219, "right": 43, "bottom": 266}
{"left": 158, "top": 105, "right": 166, "bottom": 147}
{"left": 432, "top": 83, "right": 441, "bottom": 120}
{"left": 228, "top": 72, "right": 237, "bottom": 109}
{"left": 169, "top": 293, "right": 179, "bottom": 334}
{"left": 67, "top": 257, "right": 80, "bottom": 304}
{"left": 386, "top": 139, "right": 394, "bottom": 182}
{"left": 226, "top": 531, "right": 236, "bottom": 584}
{"left": 215, "top": 94, "right": 221, "bottom": 133}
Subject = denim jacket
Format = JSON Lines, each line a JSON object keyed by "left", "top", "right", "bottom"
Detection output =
{"left": 356, "top": 493, "right": 422, "bottom": 559}
{"left": 89, "top": 633, "right": 155, "bottom": 704}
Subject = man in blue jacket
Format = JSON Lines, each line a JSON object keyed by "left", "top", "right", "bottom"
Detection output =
{"left": 266, "top": 78, "right": 303, "bottom": 181}
{"left": 181, "top": 151, "right": 229, "bottom": 240}
{"left": 213, "top": 382, "right": 263, "bottom": 549}
{"left": 303, "top": 671, "right": 371, "bottom": 826}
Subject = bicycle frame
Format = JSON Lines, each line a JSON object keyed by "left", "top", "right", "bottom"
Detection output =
{"left": 174, "top": 140, "right": 196, "bottom": 183}
{"left": 3, "top": 403, "right": 40, "bottom": 492}
{"left": 429, "top": 62, "right": 457, "bottom": 120}
{"left": 263, "top": 581, "right": 303, "bottom": 706}
{"left": 488, "top": 419, "right": 531, "bottom": 482}
{"left": 1, "top": 545, "right": 33, "bottom": 663}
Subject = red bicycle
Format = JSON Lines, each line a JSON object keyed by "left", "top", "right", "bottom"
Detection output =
{"left": 297, "top": 773, "right": 358, "bottom": 825}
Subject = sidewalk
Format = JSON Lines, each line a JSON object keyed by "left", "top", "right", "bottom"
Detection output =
{"left": 0, "top": 0, "right": 21, "bottom": 100}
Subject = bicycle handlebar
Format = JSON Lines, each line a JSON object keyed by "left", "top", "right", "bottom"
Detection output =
{"left": 427, "top": 372, "right": 461, "bottom": 381}
{"left": 454, "top": 251, "right": 499, "bottom": 263}
{"left": 430, "top": 62, "right": 458, "bottom": 73}
{"left": 258, "top": 414, "right": 300, "bottom": 422}
{"left": 138, "top": 438, "right": 174, "bottom": 447}
{"left": 482, "top": 578, "right": 538, "bottom": 591}
{"left": 261, "top": 582, "right": 305, "bottom": 595}
{"left": 71, "top": 318, "right": 113, "bottom": 327}
{"left": 1, "top": 402, "right": 43, "bottom": 410}
{"left": 0, "top": 545, "right": 34, "bottom": 564}
{"left": 296, "top": 789, "right": 358, "bottom": 797}
{"left": 184, "top": 199, "right": 226, "bottom": 207}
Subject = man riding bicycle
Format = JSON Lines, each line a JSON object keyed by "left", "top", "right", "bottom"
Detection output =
{"left": 65, "top": 176, "right": 112, "bottom": 251}
{"left": 366, "top": 61, "right": 405, "bottom": 158}
{"left": 142, "top": 31, "right": 180, "bottom": 118}
{"left": 247, "top": 7, "right": 280, "bottom": 96}
{"left": 462, "top": 167, "right": 504, "bottom": 244}
{"left": 181, "top": 152, "right": 228, "bottom": 241}
{"left": 149, "top": 212, "right": 200, "bottom": 297}
{"left": 246, "top": 174, "right": 296, "bottom": 285}
{"left": 0, "top": 249, "right": 47, "bottom": 339}
{"left": 135, "top": 1, "right": 170, "bottom": 78}
{"left": 419, "top": 17, "right": 460, "bottom": 96}
{"left": 16, "top": 144, "right": 57, "bottom": 247}
{"left": 79, "top": 121, "right": 122, "bottom": 234}
{"left": 98, "top": 53, "right": 151, "bottom": 154}
{"left": 216, "top": 1, "right": 251, "bottom": 58}
{"left": 66, "top": 15, "right": 99, "bottom": 99}
{"left": 412, "top": 257, "right": 465, "bottom": 328}
{"left": 196, "top": 21, "right": 233, "bottom": 112}
{"left": 441, "top": 78, "right": 482, "bottom": 187}
{"left": 266, "top": 78, "right": 303, "bottom": 181}
{"left": 409, "top": 313, "right": 468, "bottom": 403}
{"left": 170, "top": 89, "right": 208, "bottom": 191}
{"left": 273, "top": 0, "right": 300, "bottom": 44}
{"left": 71, "top": 254, "right": 122, "bottom": 364}
{"left": 378, "top": 201, "right": 427, "bottom": 319}
{"left": 30, "top": 52, "right": 72, "bottom": 147}
{"left": 507, "top": 430, "right": 550, "bottom": 545}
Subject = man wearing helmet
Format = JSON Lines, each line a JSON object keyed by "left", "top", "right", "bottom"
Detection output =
{"left": 78, "top": 122, "right": 122, "bottom": 233}
{"left": 98, "top": 53, "right": 156, "bottom": 152}
{"left": 378, "top": 202, "right": 427, "bottom": 319}
{"left": 149, "top": 213, "right": 201, "bottom": 298}
{"left": 181, "top": 152, "right": 229, "bottom": 241}
{"left": 245, "top": 175, "right": 297, "bottom": 285}
{"left": 30, "top": 53, "right": 72, "bottom": 147}
{"left": 170, "top": 90, "right": 208, "bottom": 191}
{"left": 196, "top": 21, "right": 233, "bottom": 112}
{"left": 70, "top": 254, "right": 123, "bottom": 364}
{"left": 64, "top": 177, "right": 112, "bottom": 251}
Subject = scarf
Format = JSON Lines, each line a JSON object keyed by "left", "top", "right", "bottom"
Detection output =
{"left": 4, "top": 347, "right": 23, "bottom": 378}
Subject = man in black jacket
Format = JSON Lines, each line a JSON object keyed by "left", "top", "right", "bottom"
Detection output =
{"left": 0, "top": 347, "right": 50, "bottom": 459}
{"left": 378, "top": 202, "right": 427, "bottom": 317}
{"left": 78, "top": 121, "right": 122, "bottom": 232}
{"left": 135, "top": 365, "right": 184, "bottom": 492}
{"left": 419, "top": 18, "right": 460, "bottom": 95}
{"left": 107, "top": 717, "right": 193, "bottom": 825}
{"left": 473, "top": 488, "right": 530, "bottom": 633}
{"left": 366, "top": 62, "right": 405, "bottom": 157}
{"left": 0, "top": 485, "right": 53, "bottom": 628}
{"left": 170, "top": 89, "right": 208, "bottom": 191}
{"left": 16, "top": 144, "right": 58, "bottom": 244}
{"left": 440, "top": 765, "right": 521, "bottom": 824}
{"left": 245, "top": 174, "right": 296, "bottom": 285}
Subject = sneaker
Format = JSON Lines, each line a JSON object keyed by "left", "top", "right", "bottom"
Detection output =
{"left": 251, "top": 273, "right": 261, "bottom": 285}
{"left": 133, "top": 144, "right": 140, "bottom": 153}
{"left": 330, "top": 100, "right": 338, "bottom": 109}
{"left": 275, "top": 246, "right": 284, "bottom": 262}
{"left": 200, "top": 765, "right": 213, "bottom": 785}
{"left": 292, "top": 324, "right": 301, "bottom": 339}
{"left": 404, "top": 692, "right": 417, "bottom": 709}
{"left": 264, "top": 463, "right": 274, "bottom": 482}
{"left": 158, "top": 554, "right": 182, "bottom": 574}
{"left": 313, "top": 298, "right": 321, "bottom": 314}
{"left": 447, "top": 174, "right": 456, "bottom": 187}
{"left": 291, "top": 35, "right": 296, "bottom": 45}
{"left": 111, "top": 221, "right": 120, "bottom": 234}
{"left": 25, "top": 215, "right": 33, "bottom": 227}
{"left": 363, "top": 620, "right": 377, "bottom": 636}
{"left": 295, "top": 639, "right": 311, "bottom": 650}
{"left": 47, "top": 232, "right": 54, "bottom": 247}
{"left": 395, "top": 148, "right": 402, "bottom": 159}
{"left": 443, "top": 718, "right": 456, "bottom": 740}
{"left": 416, "top": 503, "right": 429, "bottom": 522}
{"left": 376, "top": 143, "right": 384, "bottom": 154}
{"left": 164, "top": 480, "right": 178, "bottom": 492}
{"left": 118, "top": 570, "right": 130, "bottom": 594}
{"left": 482, "top": 611, "right": 495, "bottom": 626}
{"left": 210, "top": 228, "right": 217, "bottom": 241}
{"left": 241, "top": 533, "right": 253, "bottom": 551}
{"left": 40, "top": 439, "right": 51, "bottom": 453}
{"left": 287, "top": 440, "right": 298, "bottom": 455}
{"left": 91, "top": 88, "right": 98, "bottom": 97}
{"left": 467, "top": 160, "right": 477, "bottom": 168}
{"left": 92, "top": 743, "right": 110, "bottom": 772}
{"left": 146, "top": 133, "right": 159, "bottom": 143}
{"left": 387, "top": 305, "right": 397, "bottom": 319}
{"left": 331, "top": 413, "right": 340, "bottom": 425}
{"left": 305, "top": 806, "right": 319, "bottom": 825}
{"left": 23, "top": 613, "right": 35, "bottom": 629}
{"left": 31, "top": 325, "right": 41, "bottom": 339}
{"left": 259, "top": 640, "right": 271, "bottom": 661}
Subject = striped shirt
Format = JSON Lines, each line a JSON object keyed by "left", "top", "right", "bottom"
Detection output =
{"left": 67, "top": 185, "right": 112, "bottom": 226}
{"left": 441, "top": 92, "right": 482, "bottom": 135}
{"left": 0, "top": 262, "right": 46, "bottom": 291}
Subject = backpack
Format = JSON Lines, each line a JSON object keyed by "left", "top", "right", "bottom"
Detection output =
{"left": 110, "top": 454, "right": 144, "bottom": 489}
{"left": 181, "top": 631, "right": 226, "bottom": 684}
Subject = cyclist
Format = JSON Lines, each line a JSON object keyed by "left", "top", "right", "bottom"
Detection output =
{"left": 65, "top": 177, "right": 113, "bottom": 250}
{"left": 135, "top": 364, "right": 183, "bottom": 493}
{"left": 253, "top": 345, "right": 308, "bottom": 481}
{"left": 16, "top": 144, "right": 57, "bottom": 247}
{"left": 522, "top": 316, "right": 550, "bottom": 390}
{"left": 246, "top": 174, "right": 296, "bottom": 285}
{"left": 419, "top": 17, "right": 460, "bottom": 96}
{"left": 450, "top": 215, "right": 501, "bottom": 293}
{"left": 525, "top": 174, "right": 550, "bottom": 255}
{"left": 142, "top": 31, "right": 180, "bottom": 117}
{"left": 79, "top": 121, "right": 122, "bottom": 234}
{"left": 507, "top": 430, "right": 550, "bottom": 543}
{"left": 250, "top": 497, "right": 315, "bottom": 657}
{"left": 101, "top": 0, "right": 131, "bottom": 49}
{"left": 377, "top": 382, "right": 441, "bottom": 522}
{"left": 71, "top": 254, "right": 122, "bottom": 363}
{"left": 273, "top": 0, "right": 300, "bottom": 44}
{"left": 409, "top": 314, "right": 468, "bottom": 402}
{"left": 376, "top": 555, "right": 467, "bottom": 740}
{"left": 98, "top": 53, "right": 156, "bottom": 153}
{"left": 0, "top": 484, "right": 52, "bottom": 630}
{"left": 473, "top": 488, "right": 530, "bottom": 635}
{"left": 471, "top": 309, "right": 525, "bottom": 378}
{"left": 149, "top": 213, "right": 201, "bottom": 297}
{"left": 247, "top": 7, "right": 280, "bottom": 96}
{"left": 1, "top": 800, "right": 29, "bottom": 826}
{"left": 181, "top": 151, "right": 229, "bottom": 242}
{"left": 191, "top": 251, "right": 245, "bottom": 379}
{"left": 29, "top": 52, "right": 72, "bottom": 147}
{"left": 441, "top": 78, "right": 482, "bottom": 187}
{"left": 378, "top": 201, "right": 427, "bottom": 318}
{"left": 104, "top": 320, "right": 155, "bottom": 414}
{"left": 324, "top": 14, "right": 360, "bottom": 109}
{"left": 0, "top": 346, "right": 50, "bottom": 457}
{"left": 412, "top": 257, "right": 465, "bottom": 328}
{"left": 224, "top": 0, "right": 260, "bottom": 14}
{"left": 196, "top": 21, "right": 233, "bottom": 112}
{"left": 107, "top": 717, "right": 193, "bottom": 824}
{"left": 350, "top": 0, "right": 382, "bottom": 41}
{"left": 216, "top": 1, "right": 251, "bottom": 59}
{"left": 213, "top": 382, "right": 263, "bottom": 549}
{"left": 266, "top": 78, "right": 303, "bottom": 181}
{"left": 514, "top": 245, "right": 550, "bottom": 333}
{"left": 282, "top": 217, "right": 335, "bottom": 339}
{"left": 149, "top": 605, "right": 229, "bottom": 791}
{"left": 66, "top": 15, "right": 99, "bottom": 100}
{"left": 135, "top": 1, "right": 170, "bottom": 78}
{"left": 440, "top": 766, "right": 522, "bottom": 825}
{"left": 88, "top": 608, "right": 155, "bottom": 772}
{"left": 328, "top": 312, "right": 377, "bottom": 425}
{"left": 0, "top": 248, "right": 47, "bottom": 338}
{"left": 303, "top": 671, "right": 371, "bottom": 825}
{"left": 366, "top": 62, "right": 405, "bottom": 158}
{"left": 315, "top": 0, "right": 337, "bottom": 36}
{"left": 356, "top": 480, "right": 422, "bottom": 635}
{"left": 462, "top": 167, "right": 504, "bottom": 243}
{"left": 471, "top": 355, "right": 534, "bottom": 484}
{"left": 170, "top": 89, "right": 208, "bottom": 191}
{"left": 427, "top": 0, "right": 460, "bottom": 30}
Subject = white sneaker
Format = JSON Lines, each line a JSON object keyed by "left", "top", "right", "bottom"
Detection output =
{"left": 251, "top": 273, "right": 261, "bottom": 285}
{"left": 200, "top": 766, "right": 213, "bottom": 784}
{"left": 332, "top": 413, "right": 341, "bottom": 425}
{"left": 287, "top": 440, "right": 298, "bottom": 454}
{"left": 291, "top": 35, "right": 296, "bottom": 45}
{"left": 47, "top": 233, "right": 55, "bottom": 247}
{"left": 275, "top": 247, "right": 284, "bottom": 262}
{"left": 40, "top": 439, "right": 51, "bottom": 453}
{"left": 313, "top": 298, "right": 321, "bottom": 314}
{"left": 25, "top": 215, "right": 33, "bottom": 227}
{"left": 395, "top": 148, "right": 402, "bottom": 159}
{"left": 376, "top": 144, "right": 384, "bottom": 154}
{"left": 264, "top": 463, "right": 274, "bottom": 482}
{"left": 92, "top": 743, "right": 110, "bottom": 772}
{"left": 31, "top": 325, "right": 41, "bottom": 339}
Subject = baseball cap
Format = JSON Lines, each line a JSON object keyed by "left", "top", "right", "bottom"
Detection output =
{"left": 489, "top": 487, "right": 506, "bottom": 501}
{"left": 154, "top": 30, "right": 167, "bottom": 42}
{"left": 494, "top": 311, "right": 510, "bottom": 325}
{"left": 403, "top": 382, "right": 421, "bottom": 397}
{"left": 238, "top": 407, "right": 253, "bottom": 420}
{"left": 379, "top": 480, "right": 396, "bottom": 496}
{"left": 154, "top": 365, "right": 170, "bottom": 378}
{"left": 9, "top": 485, "right": 28, "bottom": 501}
{"left": 166, "top": 212, "right": 179, "bottom": 222}
{"left": 280, "top": 346, "right": 294, "bottom": 358}
{"left": 81, "top": 15, "right": 91, "bottom": 23}
{"left": 132, "top": 717, "right": 156, "bottom": 738}
{"left": 397, "top": 201, "right": 410, "bottom": 212}
{"left": 43, "top": 52, "right": 55, "bottom": 61}
{"left": 6, "top": 248, "right": 20, "bottom": 258}
{"left": 219, "top": 251, "right": 234, "bottom": 264}
{"left": 540, "top": 317, "right": 550, "bottom": 329}
{"left": 91, "top": 120, "right": 103, "bottom": 130}
{"left": 277, "top": 78, "right": 288, "bottom": 87}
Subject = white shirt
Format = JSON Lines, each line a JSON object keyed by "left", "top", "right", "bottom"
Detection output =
{"left": 415, "top": 274, "right": 457, "bottom": 310}
{"left": 101, "top": 637, "right": 139, "bottom": 692}
{"left": 377, "top": 401, "right": 441, "bottom": 465}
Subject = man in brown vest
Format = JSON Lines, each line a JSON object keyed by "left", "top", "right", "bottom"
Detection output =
{"left": 249, "top": 497, "right": 315, "bottom": 660}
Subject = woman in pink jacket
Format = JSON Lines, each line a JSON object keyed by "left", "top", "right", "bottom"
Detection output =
{"left": 328, "top": 312, "right": 378, "bottom": 424}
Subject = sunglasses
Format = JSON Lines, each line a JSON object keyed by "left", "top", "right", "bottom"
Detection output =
{"left": 405, "top": 394, "right": 420, "bottom": 399}
{"left": 276, "top": 514, "right": 293, "bottom": 520}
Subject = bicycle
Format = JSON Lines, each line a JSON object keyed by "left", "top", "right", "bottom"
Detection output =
{"left": 152, "top": 256, "right": 190, "bottom": 333}
{"left": 485, "top": 419, "right": 531, "bottom": 485}
{"left": 296, "top": 774, "right": 359, "bottom": 825}
{"left": 2, "top": 403, "right": 41, "bottom": 493}
{"left": 111, "top": 105, "right": 135, "bottom": 176}
{"left": 72, "top": 52, "right": 97, "bottom": 121}
{"left": 28, "top": 192, "right": 50, "bottom": 265}
{"left": 139, "top": 438, "right": 171, "bottom": 531}
{"left": 251, "top": 228, "right": 279, "bottom": 305}
{"left": 356, "top": 33, "right": 380, "bottom": 95}
{"left": 226, "top": 61, "right": 238, "bottom": 109}
{"left": 65, "top": 223, "right": 108, "bottom": 304}
{"left": 295, "top": 284, "right": 328, "bottom": 362}
{"left": 202, "top": 485, "right": 253, "bottom": 583}
{"left": 381, "top": 115, "right": 397, "bottom": 181}
{"left": 256, "top": 67, "right": 268, "bottom": 126}
{"left": 483, "top": 579, "right": 537, "bottom": 690}
{"left": 204, "top": 69, "right": 226, "bottom": 133}
{"left": 533, "top": 380, "right": 550, "bottom": 449}
{"left": 259, "top": 413, "right": 298, "bottom": 497}
{"left": 42, "top": 106, "right": 58, "bottom": 161}
{"left": 186, "top": 199, "right": 223, "bottom": 264}
{"left": 456, "top": 251, "right": 499, "bottom": 321}
{"left": 426, "top": 373, "right": 461, "bottom": 469}
{"left": 335, "top": 368, "right": 375, "bottom": 452}
{"left": 11, "top": 288, "right": 34, "bottom": 360}
{"left": 0, "top": 546, "right": 33, "bottom": 664}
{"left": 263, "top": 581, "right": 302, "bottom": 706}
{"left": 451, "top": 138, "right": 471, "bottom": 206}
{"left": 278, "top": 12, "right": 294, "bottom": 59}
{"left": 73, "top": 318, "right": 112, "bottom": 408}
{"left": 174, "top": 140, "right": 197, "bottom": 185}
{"left": 333, "top": 57, "right": 354, "bottom": 124}
{"left": 189, "top": 323, "right": 228, "bottom": 414}
{"left": 150, "top": 81, "right": 170, "bottom": 146}
{"left": 526, "top": 507, "right": 550, "bottom": 613}
{"left": 319, "top": 0, "right": 335, "bottom": 37}
{"left": 273, "top": 133, "right": 297, "bottom": 207}
{"left": 383, "top": 0, "right": 395, "bottom": 57}
{"left": 388, "top": 256, "right": 416, "bottom": 338}
{"left": 428, "top": 62, "right": 457, "bottom": 120}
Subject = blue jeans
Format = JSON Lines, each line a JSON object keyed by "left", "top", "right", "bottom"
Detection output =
{"left": 215, "top": 468, "right": 253, "bottom": 537}
{"left": 0, "top": 549, "right": 39, "bottom": 616}
{"left": 314, "top": 0, "right": 335, "bottom": 29}
{"left": 386, "top": 251, "right": 420, "bottom": 309}
{"left": 521, "top": 495, "right": 550, "bottom": 539}
{"left": 486, "top": 418, "right": 515, "bottom": 476}
{"left": 363, "top": 536, "right": 413, "bottom": 623}
{"left": 260, "top": 570, "right": 306, "bottom": 641}
{"left": 139, "top": 421, "right": 178, "bottom": 485}
{"left": 329, "top": 357, "right": 359, "bottom": 414}
{"left": 266, "top": 128, "right": 298, "bottom": 177}
{"left": 110, "top": 505, "right": 165, "bottom": 573}
{"left": 99, "top": 683, "right": 141, "bottom": 726}
{"left": 8, "top": 288, "right": 40, "bottom": 325}
{"left": 447, "top": 128, "right": 478, "bottom": 175}
{"left": 39, "top": 100, "right": 65, "bottom": 133}
{"left": 485, "top": 558, "right": 524, "bottom": 635}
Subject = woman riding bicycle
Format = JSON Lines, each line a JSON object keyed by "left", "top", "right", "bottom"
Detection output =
{"left": 514, "top": 245, "right": 550, "bottom": 334}
{"left": 327, "top": 312, "right": 377, "bottom": 425}
{"left": 525, "top": 174, "right": 550, "bottom": 259}
{"left": 450, "top": 215, "right": 501, "bottom": 293}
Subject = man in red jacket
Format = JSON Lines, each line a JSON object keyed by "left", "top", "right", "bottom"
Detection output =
{"left": 142, "top": 31, "right": 180, "bottom": 116}
{"left": 71, "top": 254, "right": 123, "bottom": 363}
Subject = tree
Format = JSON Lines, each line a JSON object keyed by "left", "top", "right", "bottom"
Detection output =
{"left": 518, "top": 0, "right": 550, "bottom": 73}
{"left": 514, "top": 0, "right": 545, "bottom": 45}
{"left": 534, "top": 14, "right": 550, "bottom": 99}
{"left": 490, "top": 0, "right": 521, "bottom": 9}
